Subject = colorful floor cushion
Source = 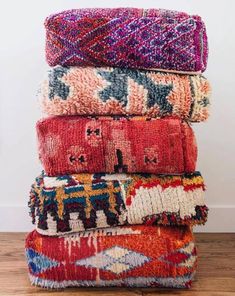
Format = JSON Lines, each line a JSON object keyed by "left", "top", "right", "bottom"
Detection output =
{"left": 45, "top": 8, "right": 208, "bottom": 73}
{"left": 37, "top": 116, "right": 197, "bottom": 176}
{"left": 40, "top": 66, "right": 211, "bottom": 121}
{"left": 25, "top": 225, "right": 197, "bottom": 288}
{"left": 29, "top": 171, "right": 207, "bottom": 235}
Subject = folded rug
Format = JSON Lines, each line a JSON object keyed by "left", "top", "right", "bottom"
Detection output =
{"left": 29, "top": 171, "right": 207, "bottom": 235}
{"left": 25, "top": 225, "right": 197, "bottom": 288}
{"left": 37, "top": 117, "right": 197, "bottom": 176}
{"left": 40, "top": 66, "right": 211, "bottom": 121}
{"left": 45, "top": 8, "right": 208, "bottom": 73}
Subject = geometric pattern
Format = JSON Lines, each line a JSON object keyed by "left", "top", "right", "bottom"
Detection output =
{"left": 26, "top": 6, "right": 209, "bottom": 291}
{"left": 160, "top": 242, "right": 197, "bottom": 266}
{"left": 97, "top": 68, "right": 173, "bottom": 112}
{"left": 40, "top": 66, "right": 211, "bottom": 120}
{"left": 45, "top": 8, "right": 208, "bottom": 73}
{"left": 75, "top": 246, "right": 150, "bottom": 274}
{"left": 26, "top": 248, "right": 59, "bottom": 274}
{"left": 30, "top": 178, "right": 125, "bottom": 233}
{"left": 29, "top": 171, "right": 208, "bottom": 235}
{"left": 25, "top": 225, "right": 197, "bottom": 288}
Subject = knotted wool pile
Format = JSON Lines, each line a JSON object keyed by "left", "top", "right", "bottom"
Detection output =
{"left": 39, "top": 67, "right": 211, "bottom": 121}
{"left": 25, "top": 7, "right": 210, "bottom": 290}
{"left": 29, "top": 172, "right": 207, "bottom": 235}
{"left": 37, "top": 116, "right": 197, "bottom": 176}
{"left": 26, "top": 225, "right": 197, "bottom": 288}
{"left": 45, "top": 8, "right": 208, "bottom": 72}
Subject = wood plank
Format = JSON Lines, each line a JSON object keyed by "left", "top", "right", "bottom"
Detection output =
{"left": 0, "top": 233, "right": 234, "bottom": 295}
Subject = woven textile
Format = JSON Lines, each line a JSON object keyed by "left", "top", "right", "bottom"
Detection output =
{"left": 25, "top": 225, "right": 197, "bottom": 288}
{"left": 29, "top": 171, "right": 207, "bottom": 235}
{"left": 37, "top": 116, "right": 197, "bottom": 176}
{"left": 45, "top": 8, "right": 208, "bottom": 73}
{"left": 40, "top": 66, "right": 211, "bottom": 121}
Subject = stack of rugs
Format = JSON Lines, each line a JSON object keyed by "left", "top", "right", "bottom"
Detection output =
{"left": 25, "top": 8, "right": 211, "bottom": 289}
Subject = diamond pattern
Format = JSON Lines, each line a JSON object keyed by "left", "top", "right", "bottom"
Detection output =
{"left": 45, "top": 9, "right": 207, "bottom": 72}
{"left": 159, "top": 243, "right": 195, "bottom": 266}
{"left": 75, "top": 245, "right": 150, "bottom": 274}
{"left": 26, "top": 248, "right": 59, "bottom": 274}
{"left": 106, "top": 262, "right": 130, "bottom": 274}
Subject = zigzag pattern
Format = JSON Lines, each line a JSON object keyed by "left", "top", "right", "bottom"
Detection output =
{"left": 40, "top": 66, "right": 211, "bottom": 121}
{"left": 45, "top": 8, "right": 208, "bottom": 72}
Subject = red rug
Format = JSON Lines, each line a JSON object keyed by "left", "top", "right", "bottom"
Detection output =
{"left": 37, "top": 116, "right": 197, "bottom": 176}
{"left": 26, "top": 225, "right": 197, "bottom": 288}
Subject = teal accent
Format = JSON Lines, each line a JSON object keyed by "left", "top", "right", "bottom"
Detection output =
{"left": 98, "top": 68, "right": 173, "bottom": 114}
{"left": 42, "top": 189, "right": 56, "bottom": 198}
{"left": 75, "top": 245, "right": 150, "bottom": 274}
{"left": 200, "top": 97, "right": 210, "bottom": 107}
{"left": 64, "top": 196, "right": 86, "bottom": 205}
{"left": 64, "top": 185, "right": 84, "bottom": 194}
{"left": 92, "top": 182, "right": 108, "bottom": 190}
{"left": 49, "top": 67, "right": 70, "bottom": 100}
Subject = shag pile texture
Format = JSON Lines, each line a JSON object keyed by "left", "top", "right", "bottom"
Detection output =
{"left": 45, "top": 8, "right": 208, "bottom": 73}
{"left": 29, "top": 171, "right": 207, "bottom": 235}
{"left": 37, "top": 116, "right": 197, "bottom": 176}
{"left": 25, "top": 225, "right": 197, "bottom": 288}
{"left": 40, "top": 66, "right": 211, "bottom": 121}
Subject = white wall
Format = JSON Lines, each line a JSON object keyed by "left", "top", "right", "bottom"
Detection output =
{"left": 0, "top": 0, "right": 234, "bottom": 232}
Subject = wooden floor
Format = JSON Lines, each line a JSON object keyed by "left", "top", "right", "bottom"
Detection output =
{"left": 0, "top": 233, "right": 234, "bottom": 296}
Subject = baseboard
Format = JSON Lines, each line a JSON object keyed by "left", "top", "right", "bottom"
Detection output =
{"left": 0, "top": 205, "right": 234, "bottom": 232}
